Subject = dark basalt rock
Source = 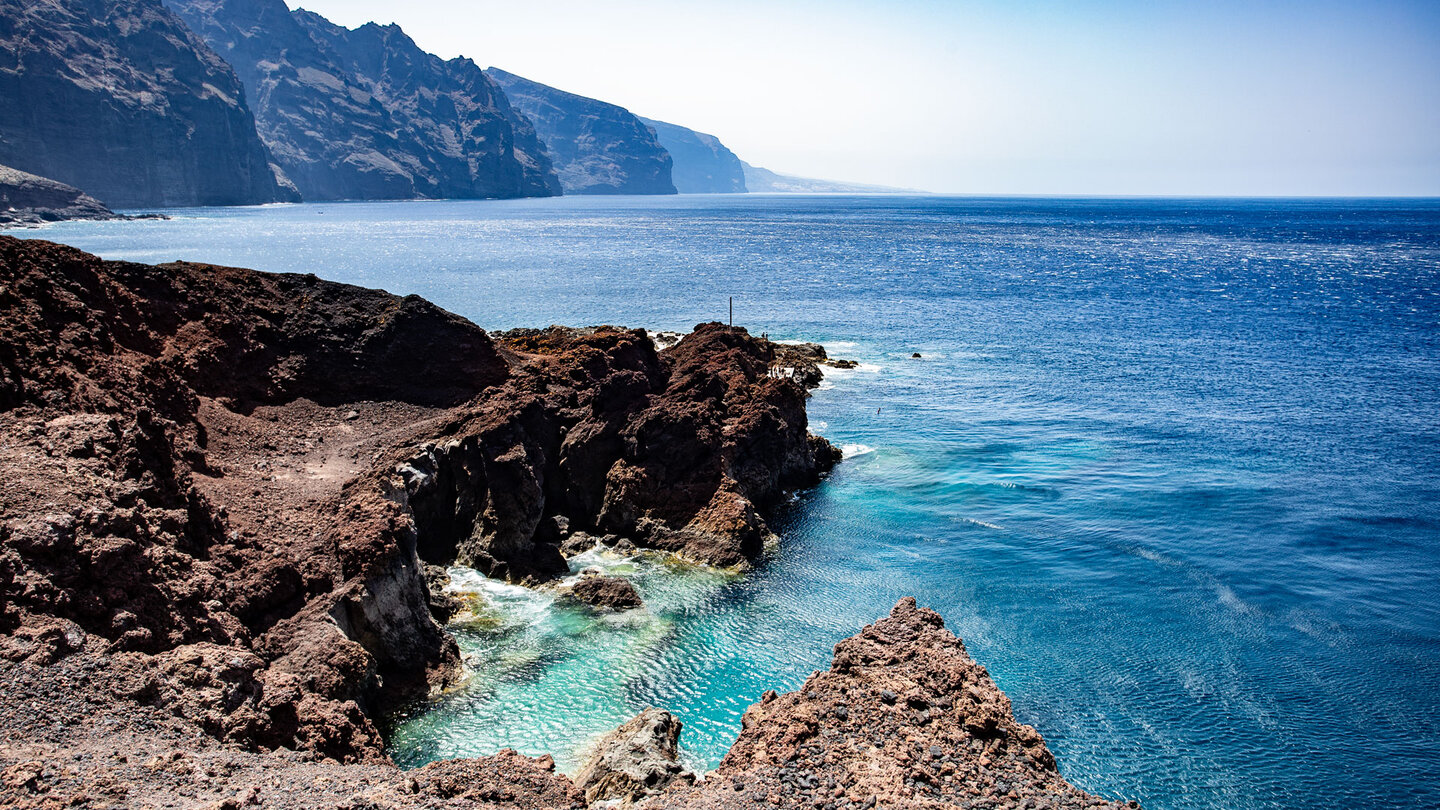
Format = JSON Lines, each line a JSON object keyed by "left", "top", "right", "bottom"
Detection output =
{"left": 0, "top": 0, "right": 289, "bottom": 208}
{"left": 165, "top": 0, "right": 561, "bottom": 201}
{"left": 0, "top": 165, "right": 122, "bottom": 227}
{"left": 487, "top": 68, "right": 677, "bottom": 196}
{"left": 639, "top": 117, "right": 748, "bottom": 193}
{"left": 566, "top": 575, "right": 643, "bottom": 611}
{"left": 393, "top": 324, "right": 839, "bottom": 581}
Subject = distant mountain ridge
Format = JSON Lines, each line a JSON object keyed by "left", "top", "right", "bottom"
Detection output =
{"left": 165, "top": 0, "right": 560, "bottom": 201}
{"left": 639, "top": 118, "right": 747, "bottom": 193}
{"left": 487, "top": 68, "right": 676, "bottom": 196}
{"left": 741, "top": 162, "right": 921, "bottom": 194}
{"left": 0, "top": 0, "right": 288, "bottom": 208}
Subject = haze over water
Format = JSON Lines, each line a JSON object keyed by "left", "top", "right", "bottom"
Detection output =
{"left": 27, "top": 195, "right": 1440, "bottom": 809}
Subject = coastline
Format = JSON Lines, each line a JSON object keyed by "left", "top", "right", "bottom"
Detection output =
{"left": 0, "top": 236, "right": 1128, "bottom": 809}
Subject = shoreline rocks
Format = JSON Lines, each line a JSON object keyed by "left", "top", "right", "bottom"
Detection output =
{"left": 573, "top": 708, "right": 694, "bottom": 804}
{"left": 0, "top": 235, "right": 1129, "bottom": 809}
{"left": 565, "top": 575, "right": 644, "bottom": 612}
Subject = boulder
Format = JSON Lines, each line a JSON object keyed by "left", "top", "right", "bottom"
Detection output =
{"left": 567, "top": 576, "right": 643, "bottom": 612}
{"left": 573, "top": 708, "right": 694, "bottom": 804}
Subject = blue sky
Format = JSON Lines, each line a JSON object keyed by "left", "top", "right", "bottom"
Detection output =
{"left": 287, "top": 0, "right": 1440, "bottom": 195}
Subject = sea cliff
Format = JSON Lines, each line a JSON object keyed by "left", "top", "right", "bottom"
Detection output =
{"left": 165, "top": 0, "right": 561, "bottom": 201}
{"left": 0, "top": 0, "right": 289, "bottom": 208}
{"left": 487, "top": 68, "right": 677, "bottom": 196}
{"left": 0, "top": 236, "right": 1126, "bottom": 809}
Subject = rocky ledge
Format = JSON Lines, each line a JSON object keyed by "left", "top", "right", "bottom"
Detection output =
{"left": 0, "top": 236, "right": 1127, "bottom": 809}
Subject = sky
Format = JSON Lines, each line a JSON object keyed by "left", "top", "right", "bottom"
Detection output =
{"left": 285, "top": 0, "right": 1440, "bottom": 196}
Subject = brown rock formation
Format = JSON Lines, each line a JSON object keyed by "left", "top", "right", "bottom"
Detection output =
{"left": 566, "top": 575, "right": 644, "bottom": 611}
{"left": 651, "top": 598, "right": 1133, "bottom": 810}
{"left": 0, "top": 236, "right": 832, "bottom": 780}
{"left": 0, "top": 236, "right": 1123, "bottom": 810}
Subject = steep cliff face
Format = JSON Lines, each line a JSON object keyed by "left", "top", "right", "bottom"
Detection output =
{"left": 639, "top": 118, "right": 747, "bottom": 193}
{"left": 0, "top": 0, "right": 287, "bottom": 209}
{"left": 486, "top": 68, "right": 677, "bottom": 196}
{"left": 165, "top": 0, "right": 561, "bottom": 201}
{"left": 0, "top": 165, "right": 119, "bottom": 227}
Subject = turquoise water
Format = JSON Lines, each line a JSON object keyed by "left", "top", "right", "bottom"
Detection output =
{"left": 23, "top": 195, "right": 1440, "bottom": 808}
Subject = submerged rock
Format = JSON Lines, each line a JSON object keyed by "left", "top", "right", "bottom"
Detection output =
{"left": 566, "top": 576, "right": 643, "bottom": 612}
{"left": 574, "top": 708, "right": 695, "bottom": 804}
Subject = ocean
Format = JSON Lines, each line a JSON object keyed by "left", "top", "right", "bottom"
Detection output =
{"left": 24, "top": 194, "right": 1440, "bottom": 809}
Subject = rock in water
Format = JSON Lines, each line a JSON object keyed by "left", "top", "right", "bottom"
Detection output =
{"left": 487, "top": 68, "right": 677, "bottom": 195}
{"left": 647, "top": 598, "right": 1135, "bottom": 809}
{"left": 0, "top": 0, "right": 288, "bottom": 208}
{"left": 639, "top": 117, "right": 748, "bottom": 193}
{"left": 567, "top": 576, "right": 643, "bottom": 611}
{"left": 0, "top": 166, "right": 119, "bottom": 227}
{"left": 574, "top": 708, "right": 695, "bottom": 804}
{"left": 166, "top": 0, "right": 561, "bottom": 201}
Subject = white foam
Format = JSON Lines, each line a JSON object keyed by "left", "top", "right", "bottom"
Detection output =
{"left": 841, "top": 443, "right": 876, "bottom": 458}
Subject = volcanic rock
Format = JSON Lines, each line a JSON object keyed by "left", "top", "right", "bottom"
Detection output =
{"left": 487, "top": 68, "right": 677, "bottom": 195}
{"left": 0, "top": 0, "right": 288, "bottom": 208}
{"left": 573, "top": 708, "right": 694, "bottom": 804}
{"left": 0, "top": 166, "right": 123, "bottom": 227}
{"left": 650, "top": 598, "right": 1134, "bottom": 809}
{"left": 566, "top": 576, "right": 643, "bottom": 611}
{"left": 639, "top": 117, "right": 747, "bottom": 193}
{"left": 165, "top": 0, "right": 561, "bottom": 201}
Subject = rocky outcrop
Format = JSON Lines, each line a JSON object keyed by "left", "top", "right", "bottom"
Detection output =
{"left": 0, "top": 0, "right": 288, "bottom": 208}
{"left": 395, "top": 324, "right": 838, "bottom": 581}
{"left": 651, "top": 598, "right": 1133, "bottom": 810}
{"left": 638, "top": 118, "right": 747, "bottom": 193}
{"left": 566, "top": 575, "right": 643, "bottom": 611}
{"left": 769, "top": 341, "right": 857, "bottom": 391}
{"left": 0, "top": 236, "right": 831, "bottom": 759}
{"left": 0, "top": 165, "right": 121, "bottom": 227}
{"left": 486, "top": 69, "right": 676, "bottom": 196}
{"left": 165, "top": 0, "right": 561, "bottom": 201}
{"left": 0, "top": 238, "right": 1124, "bottom": 810}
{"left": 573, "top": 708, "right": 694, "bottom": 804}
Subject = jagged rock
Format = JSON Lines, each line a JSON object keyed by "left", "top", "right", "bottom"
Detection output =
{"left": 648, "top": 598, "right": 1134, "bottom": 809}
{"left": 487, "top": 68, "right": 676, "bottom": 195}
{"left": 639, "top": 118, "right": 747, "bottom": 193}
{"left": 0, "top": 166, "right": 125, "bottom": 227}
{"left": 166, "top": 0, "right": 560, "bottom": 201}
{"left": 574, "top": 708, "right": 694, "bottom": 804}
{"left": 0, "top": 0, "right": 288, "bottom": 208}
{"left": 566, "top": 576, "right": 643, "bottom": 611}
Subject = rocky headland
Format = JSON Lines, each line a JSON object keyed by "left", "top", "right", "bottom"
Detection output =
{"left": 487, "top": 69, "right": 677, "bottom": 196}
{"left": 0, "top": 0, "right": 290, "bottom": 208}
{"left": 0, "top": 166, "right": 125, "bottom": 228}
{"left": 0, "top": 236, "right": 1126, "bottom": 809}
{"left": 165, "top": 0, "right": 561, "bottom": 201}
{"left": 639, "top": 118, "right": 748, "bottom": 194}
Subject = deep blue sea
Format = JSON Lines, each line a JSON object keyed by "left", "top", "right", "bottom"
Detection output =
{"left": 23, "top": 195, "right": 1440, "bottom": 809}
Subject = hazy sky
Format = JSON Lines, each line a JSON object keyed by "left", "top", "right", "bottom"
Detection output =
{"left": 286, "top": 0, "right": 1440, "bottom": 196}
